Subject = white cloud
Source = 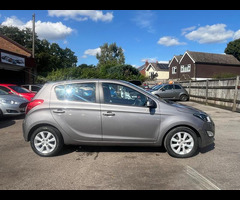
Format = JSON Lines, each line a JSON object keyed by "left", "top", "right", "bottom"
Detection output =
{"left": 233, "top": 29, "right": 240, "bottom": 40}
{"left": 181, "top": 26, "right": 196, "bottom": 35}
{"left": 141, "top": 57, "right": 158, "bottom": 63}
{"left": 1, "top": 16, "right": 73, "bottom": 41}
{"left": 157, "top": 36, "right": 186, "bottom": 46}
{"left": 185, "top": 24, "right": 234, "bottom": 44}
{"left": 141, "top": 58, "right": 169, "bottom": 64}
{"left": 34, "top": 21, "right": 73, "bottom": 40}
{"left": 82, "top": 47, "right": 101, "bottom": 58}
{"left": 48, "top": 10, "right": 113, "bottom": 22}
{"left": 1, "top": 16, "right": 25, "bottom": 27}
{"left": 132, "top": 10, "right": 156, "bottom": 33}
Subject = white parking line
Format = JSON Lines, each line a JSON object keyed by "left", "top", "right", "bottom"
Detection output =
{"left": 186, "top": 166, "right": 221, "bottom": 190}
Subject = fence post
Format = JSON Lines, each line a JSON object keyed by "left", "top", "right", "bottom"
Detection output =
{"left": 232, "top": 76, "right": 239, "bottom": 112}
{"left": 189, "top": 80, "right": 191, "bottom": 97}
{"left": 205, "top": 79, "right": 209, "bottom": 105}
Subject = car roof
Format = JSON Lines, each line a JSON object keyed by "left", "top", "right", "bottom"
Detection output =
{"left": 45, "top": 79, "right": 128, "bottom": 85}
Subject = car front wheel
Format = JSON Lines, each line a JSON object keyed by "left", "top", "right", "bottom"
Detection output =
{"left": 30, "top": 126, "right": 63, "bottom": 157}
{"left": 179, "top": 94, "right": 188, "bottom": 101}
{"left": 164, "top": 126, "right": 198, "bottom": 158}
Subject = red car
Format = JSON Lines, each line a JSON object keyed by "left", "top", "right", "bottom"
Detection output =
{"left": 0, "top": 84, "right": 35, "bottom": 101}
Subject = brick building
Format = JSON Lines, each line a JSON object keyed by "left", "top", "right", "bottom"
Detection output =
{"left": 169, "top": 50, "right": 240, "bottom": 81}
{"left": 0, "top": 34, "right": 36, "bottom": 84}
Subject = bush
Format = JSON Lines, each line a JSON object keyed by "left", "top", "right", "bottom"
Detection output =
{"left": 36, "top": 64, "right": 146, "bottom": 83}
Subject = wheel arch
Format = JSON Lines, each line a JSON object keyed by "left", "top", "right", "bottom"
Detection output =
{"left": 161, "top": 124, "right": 201, "bottom": 147}
{"left": 27, "top": 123, "right": 64, "bottom": 142}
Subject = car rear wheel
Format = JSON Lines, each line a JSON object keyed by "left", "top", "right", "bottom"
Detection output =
{"left": 30, "top": 126, "right": 63, "bottom": 157}
{"left": 164, "top": 126, "right": 198, "bottom": 158}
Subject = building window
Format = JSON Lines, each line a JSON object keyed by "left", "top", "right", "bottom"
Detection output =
{"left": 180, "top": 64, "right": 191, "bottom": 73}
{"left": 172, "top": 66, "right": 177, "bottom": 74}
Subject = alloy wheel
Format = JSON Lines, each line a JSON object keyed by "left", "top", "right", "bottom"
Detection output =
{"left": 170, "top": 132, "right": 194, "bottom": 155}
{"left": 34, "top": 131, "right": 57, "bottom": 154}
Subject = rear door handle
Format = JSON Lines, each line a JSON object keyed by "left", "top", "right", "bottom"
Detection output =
{"left": 103, "top": 111, "right": 115, "bottom": 117}
{"left": 53, "top": 109, "right": 65, "bottom": 113}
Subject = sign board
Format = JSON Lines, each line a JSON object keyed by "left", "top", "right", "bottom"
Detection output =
{"left": 0, "top": 52, "right": 25, "bottom": 67}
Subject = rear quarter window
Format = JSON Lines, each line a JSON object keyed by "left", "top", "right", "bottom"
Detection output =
{"left": 55, "top": 83, "right": 96, "bottom": 103}
{"left": 174, "top": 85, "right": 182, "bottom": 89}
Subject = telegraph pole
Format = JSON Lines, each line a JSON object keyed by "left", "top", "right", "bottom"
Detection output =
{"left": 32, "top": 13, "right": 36, "bottom": 83}
{"left": 32, "top": 13, "right": 35, "bottom": 58}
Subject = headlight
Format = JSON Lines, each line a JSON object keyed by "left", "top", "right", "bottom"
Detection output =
{"left": 193, "top": 113, "right": 211, "bottom": 122}
{"left": 1, "top": 99, "right": 19, "bottom": 105}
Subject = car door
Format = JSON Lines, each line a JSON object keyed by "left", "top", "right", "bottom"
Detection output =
{"left": 100, "top": 82, "right": 161, "bottom": 143}
{"left": 159, "top": 84, "right": 175, "bottom": 99}
{"left": 50, "top": 81, "right": 102, "bottom": 141}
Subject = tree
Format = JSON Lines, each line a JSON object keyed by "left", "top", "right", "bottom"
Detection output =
{"left": 96, "top": 42, "right": 125, "bottom": 69}
{"left": 0, "top": 26, "right": 78, "bottom": 77}
{"left": 225, "top": 38, "right": 240, "bottom": 61}
{"left": 107, "top": 65, "right": 146, "bottom": 82}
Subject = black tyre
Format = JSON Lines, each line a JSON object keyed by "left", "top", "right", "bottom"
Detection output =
{"left": 164, "top": 126, "right": 198, "bottom": 158}
{"left": 179, "top": 94, "right": 189, "bottom": 101}
{"left": 30, "top": 126, "right": 64, "bottom": 157}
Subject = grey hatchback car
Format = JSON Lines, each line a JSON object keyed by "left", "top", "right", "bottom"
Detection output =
{"left": 22, "top": 79, "right": 215, "bottom": 158}
{"left": 150, "top": 83, "right": 189, "bottom": 101}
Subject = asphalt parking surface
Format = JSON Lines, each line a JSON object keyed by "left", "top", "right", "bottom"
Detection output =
{"left": 0, "top": 101, "right": 240, "bottom": 190}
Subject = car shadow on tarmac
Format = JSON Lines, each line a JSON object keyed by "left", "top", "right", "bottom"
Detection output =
{"left": 58, "top": 145, "right": 167, "bottom": 156}
{"left": 0, "top": 115, "right": 25, "bottom": 129}
{"left": 58, "top": 142, "right": 215, "bottom": 157}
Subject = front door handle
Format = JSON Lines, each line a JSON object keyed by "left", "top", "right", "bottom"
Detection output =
{"left": 53, "top": 109, "right": 65, "bottom": 113}
{"left": 103, "top": 111, "right": 115, "bottom": 117}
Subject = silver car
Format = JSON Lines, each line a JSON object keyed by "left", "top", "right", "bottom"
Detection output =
{"left": 0, "top": 89, "right": 29, "bottom": 118}
{"left": 22, "top": 79, "right": 215, "bottom": 158}
{"left": 150, "top": 83, "right": 189, "bottom": 101}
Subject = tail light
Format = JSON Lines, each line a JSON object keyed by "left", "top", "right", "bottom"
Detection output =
{"left": 26, "top": 99, "right": 44, "bottom": 114}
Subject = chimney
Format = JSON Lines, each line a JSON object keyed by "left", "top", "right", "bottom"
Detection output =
{"left": 145, "top": 60, "right": 149, "bottom": 67}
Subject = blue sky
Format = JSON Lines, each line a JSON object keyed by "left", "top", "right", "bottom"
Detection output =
{"left": 1, "top": 10, "right": 240, "bottom": 68}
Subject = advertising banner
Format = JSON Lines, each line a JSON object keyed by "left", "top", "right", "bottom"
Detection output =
{"left": 1, "top": 52, "right": 25, "bottom": 67}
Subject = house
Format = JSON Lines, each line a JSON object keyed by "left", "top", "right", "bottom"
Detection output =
{"left": 169, "top": 50, "right": 240, "bottom": 81}
{"left": 0, "top": 34, "right": 36, "bottom": 84}
{"left": 138, "top": 61, "right": 169, "bottom": 80}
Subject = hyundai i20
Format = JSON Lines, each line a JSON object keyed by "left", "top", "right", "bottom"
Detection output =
{"left": 22, "top": 79, "right": 215, "bottom": 158}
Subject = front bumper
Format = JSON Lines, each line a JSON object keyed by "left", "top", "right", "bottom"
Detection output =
{"left": 198, "top": 121, "right": 215, "bottom": 148}
{"left": 1, "top": 102, "right": 27, "bottom": 116}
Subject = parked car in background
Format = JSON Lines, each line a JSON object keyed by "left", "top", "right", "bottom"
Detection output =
{"left": 150, "top": 83, "right": 189, "bottom": 101}
{"left": 23, "top": 79, "right": 214, "bottom": 158}
{"left": 0, "top": 84, "right": 36, "bottom": 101}
{"left": 21, "top": 84, "right": 43, "bottom": 93}
{"left": 0, "top": 89, "right": 29, "bottom": 118}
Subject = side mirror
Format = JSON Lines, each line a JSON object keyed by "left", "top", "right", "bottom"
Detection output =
{"left": 160, "top": 88, "right": 165, "bottom": 91}
{"left": 146, "top": 99, "right": 157, "bottom": 108}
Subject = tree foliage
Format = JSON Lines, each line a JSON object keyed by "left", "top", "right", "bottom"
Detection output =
{"left": 96, "top": 42, "right": 125, "bottom": 69}
{"left": 39, "top": 64, "right": 145, "bottom": 83}
{"left": 224, "top": 38, "right": 240, "bottom": 61}
{"left": 0, "top": 26, "right": 145, "bottom": 83}
{"left": 0, "top": 25, "right": 78, "bottom": 76}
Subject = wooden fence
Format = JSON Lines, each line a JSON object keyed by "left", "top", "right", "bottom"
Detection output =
{"left": 180, "top": 76, "right": 240, "bottom": 112}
